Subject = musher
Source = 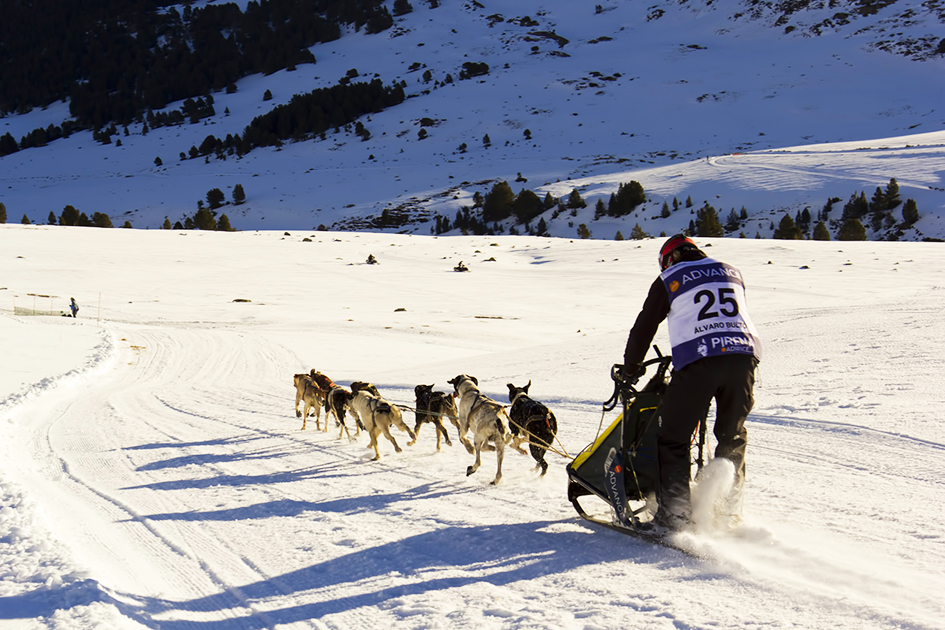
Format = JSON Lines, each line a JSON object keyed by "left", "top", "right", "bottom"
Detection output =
{"left": 622, "top": 234, "right": 761, "bottom": 531}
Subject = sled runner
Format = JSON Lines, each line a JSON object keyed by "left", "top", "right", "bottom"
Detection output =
{"left": 566, "top": 348, "right": 708, "bottom": 547}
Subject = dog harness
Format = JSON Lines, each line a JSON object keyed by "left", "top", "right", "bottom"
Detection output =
{"left": 510, "top": 391, "right": 554, "bottom": 431}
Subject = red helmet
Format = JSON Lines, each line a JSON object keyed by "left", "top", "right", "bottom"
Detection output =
{"left": 659, "top": 233, "right": 698, "bottom": 270}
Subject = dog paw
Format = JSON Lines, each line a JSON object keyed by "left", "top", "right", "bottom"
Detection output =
{"left": 406, "top": 440, "right": 416, "bottom": 447}
{"left": 466, "top": 466, "right": 476, "bottom": 476}
{"left": 296, "top": 411, "right": 302, "bottom": 418}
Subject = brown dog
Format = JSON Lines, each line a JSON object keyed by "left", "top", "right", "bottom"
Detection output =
{"left": 293, "top": 374, "right": 325, "bottom": 430}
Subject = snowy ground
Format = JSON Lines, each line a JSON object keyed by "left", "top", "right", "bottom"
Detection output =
{"left": 1, "top": 225, "right": 943, "bottom": 629}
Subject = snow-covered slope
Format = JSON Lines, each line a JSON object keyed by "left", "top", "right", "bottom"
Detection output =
{"left": 1, "top": 0, "right": 943, "bottom": 237}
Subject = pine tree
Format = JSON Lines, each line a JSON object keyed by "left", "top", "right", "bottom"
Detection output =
{"left": 661, "top": 202, "right": 671, "bottom": 218}
{"left": 576, "top": 223, "right": 591, "bottom": 239}
{"left": 122, "top": 221, "right": 132, "bottom": 228}
{"left": 163, "top": 217, "right": 172, "bottom": 230}
{"left": 838, "top": 218, "right": 867, "bottom": 241}
{"left": 812, "top": 221, "right": 831, "bottom": 241}
{"left": 608, "top": 181, "right": 645, "bottom": 216}
{"left": 0, "top": 202, "right": 6, "bottom": 223}
{"left": 630, "top": 223, "right": 649, "bottom": 240}
{"left": 902, "top": 199, "right": 919, "bottom": 225}
{"left": 217, "top": 214, "right": 234, "bottom": 231}
{"left": 0, "top": 132, "right": 17, "bottom": 156}
{"left": 594, "top": 198, "right": 607, "bottom": 219}
{"left": 393, "top": 0, "right": 413, "bottom": 16}
{"left": 482, "top": 181, "right": 515, "bottom": 222}
{"left": 842, "top": 192, "right": 869, "bottom": 221}
{"left": 232, "top": 184, "right": 246, "bottom": 205}
{"left": 513, "top": 189, "right": 543, "bottom": 224}
{"left": 21, "top": 214, "right": 30, "bottom": 224}
{"left": 92, "top": 212, "right": 113, "bottom": 228}
{"left": 194, "top": 207, "right": 217, "bottom": 230}
{"left": 869, "top": 186, "right": 886, "bottom": 212}
{"left": 799, "top": 208, "right": 811, "bottom": 233}
{"left": 773, "top": 213, "right": 803, "bottom": 240}
{"left": 725, "top": 208, "right": 740, "bottom": 232}
{"left": 566, "top": 189, "right": 586, "bottom": 209}
{"left": 696, "top": 204, "right": 724, "bottom": 237}
{"left": 885, "top": 178, "right": 901, "bottom": 209}
{"left": 47, "top": 211, "right": 57, "bottom": 225}
{"left": 60, "top": 205, "right": 80, "bottom": 226}
{"left": 614, "top": 230, "right": 624, "bottom": 241}
{"left": 206, "top": 188, "right": 225, "bottom": 210}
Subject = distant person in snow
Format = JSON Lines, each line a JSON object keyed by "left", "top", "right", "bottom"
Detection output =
{"left": 622, "top": 234, "right": 761, "bottom": 531}
{"left": 69, "top": 297, "right": 79, "bottom": 318}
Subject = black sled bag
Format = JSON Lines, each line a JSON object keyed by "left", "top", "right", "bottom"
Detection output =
{"left": 566, "top": 371, "right": 667, "bottom": 520}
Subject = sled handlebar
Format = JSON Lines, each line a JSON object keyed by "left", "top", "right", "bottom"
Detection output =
{"left": 604, "top": 347, "right": 672, "bottom": 411}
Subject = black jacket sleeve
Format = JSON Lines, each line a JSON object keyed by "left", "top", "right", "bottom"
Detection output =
{"left": 623, "top": 276, "right": 670, "bottom": 367}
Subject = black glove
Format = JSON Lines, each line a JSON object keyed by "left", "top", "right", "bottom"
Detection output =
{"left": 621, "top": 362, "right": 645, "bottom": 383}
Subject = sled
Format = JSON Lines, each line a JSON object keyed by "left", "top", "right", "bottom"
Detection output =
{"left": 566, "top": 348, "right": 708, "bottom": 544}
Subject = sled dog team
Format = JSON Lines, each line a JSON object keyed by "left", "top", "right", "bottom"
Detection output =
{"left": 292, "top": 370, "right": 558, "bottom": 485}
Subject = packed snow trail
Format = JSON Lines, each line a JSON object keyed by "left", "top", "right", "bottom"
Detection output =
{"left": 1, "top": 318, "right": 941, "bottom": 629}
{"left": 2, "top": 326, "right": 305, "bottom": 628}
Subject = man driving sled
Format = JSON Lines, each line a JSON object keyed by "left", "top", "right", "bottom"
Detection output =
{"left": 623, "top": 234, "right": 761, "bottom": 532}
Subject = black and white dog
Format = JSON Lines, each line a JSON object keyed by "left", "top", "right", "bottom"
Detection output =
{"left": 506, "top": 381, "right": 558, "bottom": 475}
{"left": 409, "top": 384, "right": 472, "bottom": 452}
{"left": 325, "top": 386, "right": 364, "bottom": 440}
{"left": 350, "top": 381, "right": 381, "bottom": 397}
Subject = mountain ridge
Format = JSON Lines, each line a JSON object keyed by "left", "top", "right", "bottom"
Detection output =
{"left": 1, "top": 0, "right": 943, "bottom": 240}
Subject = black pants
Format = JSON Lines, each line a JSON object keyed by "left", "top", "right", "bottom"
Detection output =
{"left": 657, "top": 353, "right": 757, "bottom": 518}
